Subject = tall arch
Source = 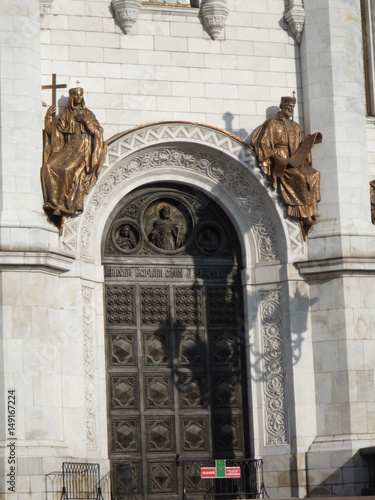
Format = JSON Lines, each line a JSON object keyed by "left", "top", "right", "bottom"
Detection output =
{"left": 61, "top": 122, "right": 306, "bottom": 266}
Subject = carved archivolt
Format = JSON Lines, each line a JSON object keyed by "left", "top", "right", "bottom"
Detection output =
{"left": 62, "top": 123, "right": 305, "bottom": 263}
{"left": 260, "top": 290, "right": 288, "bottom": 445}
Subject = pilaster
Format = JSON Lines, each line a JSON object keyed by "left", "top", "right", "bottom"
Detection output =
{"left": 0, "top": 0, "right": 52, "bottom": 237}
{"left": 301, "top": 0, "right": 375, "bottom": 257}
{"left": 300, "top": 2, "right": 375, "bottom": 495}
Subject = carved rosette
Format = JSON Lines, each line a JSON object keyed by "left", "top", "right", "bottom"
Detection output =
{"left": 284, "top": 0, "right": 305, "bottom": 45}
{"left": 200, "top": 0, "right": 229, "bottom": 40}
{"left": 260, "top": 290, "right": 288, "bottom": 445}
{"left": 111, "top": 0, "right": 142, "bottom": 35}
{"left": 40, "top": 0, "right": 53, "bottom": 19}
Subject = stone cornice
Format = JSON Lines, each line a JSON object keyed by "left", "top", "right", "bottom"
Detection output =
{"left": 0, "top": 252, "right": 74, "bottom": 273}
{"left": 295, "top": 257, "right": 375, "bottom": 278}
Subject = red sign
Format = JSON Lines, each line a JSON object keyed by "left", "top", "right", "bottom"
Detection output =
{"left": 201, "top": 467, "right": 217, "bottom": 478}
{"left": 225, "top": 467, "right": 241, "bottom": 478}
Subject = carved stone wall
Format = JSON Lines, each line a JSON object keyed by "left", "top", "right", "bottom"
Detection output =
{"left": 260, "top": 290, "right": 288, "bottom": 446}
{"left": 82, "top": 285, "right": 97, "bottom": 449}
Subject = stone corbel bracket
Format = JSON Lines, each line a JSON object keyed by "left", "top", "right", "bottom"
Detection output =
{"left": 111, "top": 0, "right": 142, "bottom": 35}
{"left": 284, "top": 0, "right": 305, "bottom": 45}
{"left": 40, "top": 0, "right": 54, "bottom": 19}
{"left": 200, "top": 0, "right": 229, "bottom": 40}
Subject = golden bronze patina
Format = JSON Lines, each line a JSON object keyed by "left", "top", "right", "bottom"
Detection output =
{"left": 251, "top": 96, "right": 322, "bottom": 236}
{"left": 41, "top": 81, "right": 107, "bottom": 226}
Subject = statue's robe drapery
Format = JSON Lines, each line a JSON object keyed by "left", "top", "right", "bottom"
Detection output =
{"left": 149, "top": 217, "right": 179, "bottom": 250}
{"left": 251, "top": 112, "right": 320, "bottom": 219}
{"left": 42, "top": 105, "right": 107, "bottom": 215}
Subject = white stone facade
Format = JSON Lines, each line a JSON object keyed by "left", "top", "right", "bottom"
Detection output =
{"left": 1, "top": 0, "right": 375, "bottom": 498}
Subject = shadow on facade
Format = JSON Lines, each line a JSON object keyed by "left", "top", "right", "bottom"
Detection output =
{"left": 306, "top": 450, "right": 369, "bottom": 497}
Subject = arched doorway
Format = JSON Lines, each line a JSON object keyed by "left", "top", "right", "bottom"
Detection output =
{"left": 102, "top": 183, "right": 251, "bottom": 499}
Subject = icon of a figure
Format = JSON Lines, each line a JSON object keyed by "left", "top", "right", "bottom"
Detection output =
{"left": 197, "top": 227, "right": 220, "bottom": 253}
{"left": 116, "top": 224, "right": 137, "bottom": 251}
{"left": 41, "top": 86, "right": 107, "bottom": 219}
{"left": 148, "top": 205, "right": 181, "bottom": 251}
{"left": 251, "top": 96, "right": 322, "bottom": 235}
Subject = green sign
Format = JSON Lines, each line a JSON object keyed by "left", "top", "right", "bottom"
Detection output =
{"left": 215, "top": 459, "right": 226, "bottom": 478}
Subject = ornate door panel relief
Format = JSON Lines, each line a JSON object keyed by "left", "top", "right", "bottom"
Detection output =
{"left": 103, "top": 185, "right": 250, "bottom": 499}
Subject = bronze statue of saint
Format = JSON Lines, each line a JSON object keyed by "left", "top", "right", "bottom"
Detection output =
{"left": 251, "top": 96, "right": 322, "bottom": 234}
{"left": 148, "top": 205, "right": 181, "bottom": 250}
{"left": 41, "top": 86, "right": 107, "bottom": 219}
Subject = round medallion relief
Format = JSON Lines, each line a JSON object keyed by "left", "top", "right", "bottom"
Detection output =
{"left": 195, "top": 222, "right": 223, "bottom": 256}
{"left": 111, "top": 220, "right": 142, "bottom": 254}
{"left": 141, "top": 196, "right": 194, "bottom": 254}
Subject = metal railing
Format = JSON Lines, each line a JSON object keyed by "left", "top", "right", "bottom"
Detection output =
{"left": 60, "top": 462, "right": 104, "bottom": 500}
{"left": 182, "top": 459, "right": 264, "bottom": 500}
{"left": 45, "top": 463, "right": 134, "bottom": 500}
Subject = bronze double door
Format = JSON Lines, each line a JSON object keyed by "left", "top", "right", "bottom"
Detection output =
{"left": 103, "top": 186, "right": 249, "bottom": 499}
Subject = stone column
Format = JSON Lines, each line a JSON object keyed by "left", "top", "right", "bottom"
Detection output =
{"left": 300, "top": 0, "right": 375, "bottom": 496}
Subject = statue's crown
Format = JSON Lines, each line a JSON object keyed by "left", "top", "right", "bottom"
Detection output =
{"left": 280, "top": 96, "right": 296, "bottom": 106}
{"left": 69, "top": 87, "right": 84, "bottom": 95}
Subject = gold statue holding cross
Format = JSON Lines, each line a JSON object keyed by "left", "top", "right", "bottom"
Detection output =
{"left": 41, "top": 74, "right": 107, "bottom": 225}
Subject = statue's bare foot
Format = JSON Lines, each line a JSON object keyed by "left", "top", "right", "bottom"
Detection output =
{"left": 53, "top": 209, "right": 61, "bottom": 216}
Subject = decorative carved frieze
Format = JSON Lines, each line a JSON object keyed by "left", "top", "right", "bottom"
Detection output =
{"left": 200, "top": 0, "right": 230, "bottom": 40}
{"left": 208, "top": 287, "right": 235, "bottom": 325}
{"left": 284, "top": 0, "right": 305, "bottom": 45}
{"left": 111, "top": 0, "right": 142, "bottom": 34}
{"left": 141, "top": 287, "right": 169, "bottom": 325}
{"left": 82, "top": 286, "right": 97, "bottom": 449}
{"left": 260, "top": 290, "right": 288, "bottom": 445}
{"left": 175, "top": 287, "right": 203, "bottom": 325}
{"left": 106, "top": 286, "right": 135, "bottom": 325}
